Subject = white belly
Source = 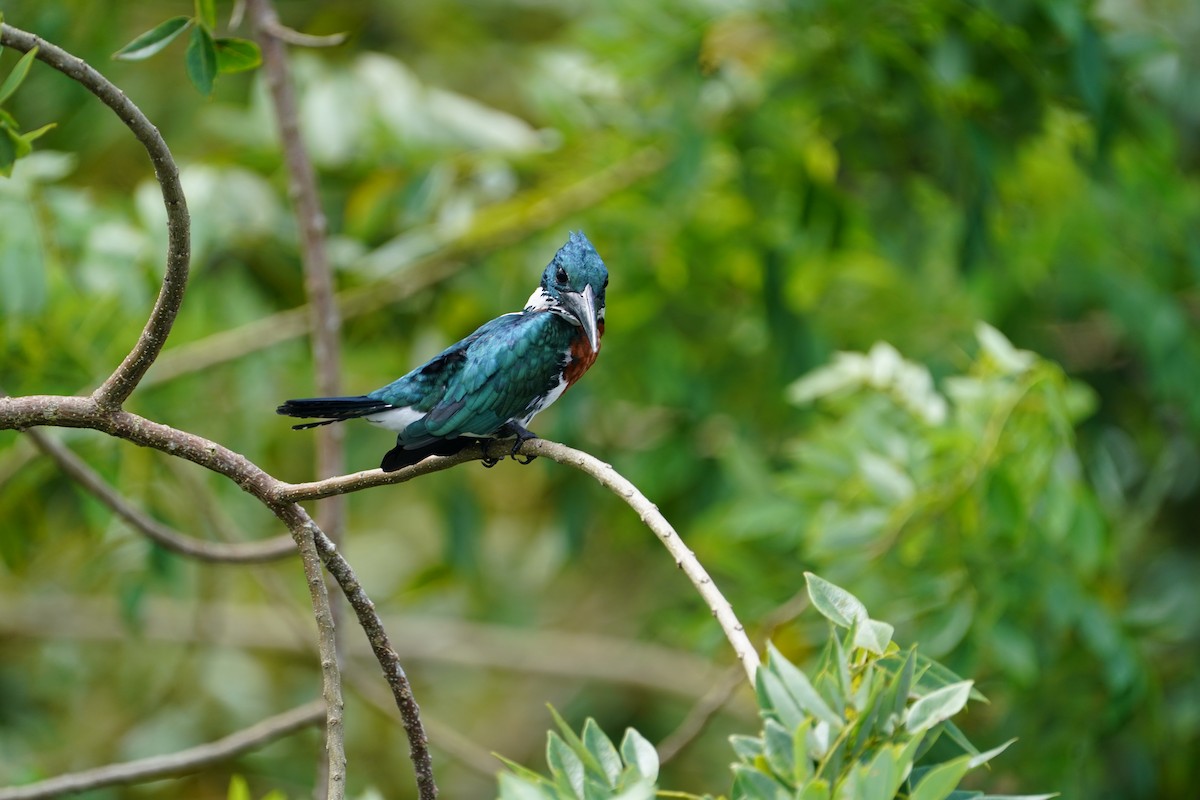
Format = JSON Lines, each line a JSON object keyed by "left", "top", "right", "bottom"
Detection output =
{"left": 519, "top": 375, "right": 569, "bottom": 426}
{"left": 364, "top": 406, "right": 424, "bottom": 432}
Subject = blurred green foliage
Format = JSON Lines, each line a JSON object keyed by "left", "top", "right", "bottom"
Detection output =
{"left": 1, "top": 0, "right": 1198, "bottom": 798}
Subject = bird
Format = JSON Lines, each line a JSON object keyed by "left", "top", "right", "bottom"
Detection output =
{"left": 277, "top": 231, "right": 608, "bottom": 472}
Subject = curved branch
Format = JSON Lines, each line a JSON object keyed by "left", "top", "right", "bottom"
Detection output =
{"left": 525, "top": 439, "right": 762, "bottom": 682}
{"left": 0, "top": 701, "right": 324, "bottom": 800}
{"left": 0, "top": 23, "right": 190, "bottom": 410}
{"left": 277, "top": 438, "right": 763, "bottom": 681}
{"left": 22, "top": 425, "right": 296, "bottom": 563}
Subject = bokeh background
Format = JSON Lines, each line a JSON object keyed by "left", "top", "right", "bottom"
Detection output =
{"left": 1, "top": 0, "right": 1198, "bottom": 797}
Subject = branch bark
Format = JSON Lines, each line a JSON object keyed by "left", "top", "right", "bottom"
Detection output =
{"left": 0, "top": 701, "right": 325, "bottom": 800}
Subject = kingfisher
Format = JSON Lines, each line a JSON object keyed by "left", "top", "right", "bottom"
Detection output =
{"left": 277, "top": 232, "right": 607, "bottom": 472}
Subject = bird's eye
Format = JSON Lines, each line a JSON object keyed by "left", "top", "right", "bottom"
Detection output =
{"left": 602, "top": 277, "right": 609, "bottom": 289}
{"left": 555, "top": 266, "right": 568, "bottom": 284}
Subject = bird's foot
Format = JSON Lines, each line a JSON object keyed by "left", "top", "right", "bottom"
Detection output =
{"left": 479, "top": 442, "right": 502, "bottom": 469}
{"left": 478, "top": 424, "right": 539, "bottom": 467}
{"left": 507, "top": 422, "right": 539, "bottom": 465}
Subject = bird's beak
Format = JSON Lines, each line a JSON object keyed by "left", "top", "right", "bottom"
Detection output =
{"left": 561, "top": 284, "right": 599, "bottom": 353}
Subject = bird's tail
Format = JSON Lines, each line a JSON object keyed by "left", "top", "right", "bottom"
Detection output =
{"left": 276, "top": 396, "right": 392, "bottom": 430}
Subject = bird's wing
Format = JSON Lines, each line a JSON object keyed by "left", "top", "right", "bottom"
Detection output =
{"left": 366, "top": 314, "right": 517, "bottom": 410}
{"left": 415, "top": 312, "right": 568, "bottom": 440}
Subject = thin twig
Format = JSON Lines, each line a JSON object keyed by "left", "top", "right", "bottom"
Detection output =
{"left": 22, "top": 424, "right": 296, "bottom": 563}
{"left": 262, "top": 20, "right": 348, "bottom": 48}
{"left": 0, "top": 24, "right": 190, "bottom": 410}
{"left": 0, "top": 701, "right": 325, "bottom": 800}
{"left": 656, "top": 665, "right": 746, "bottom": 764}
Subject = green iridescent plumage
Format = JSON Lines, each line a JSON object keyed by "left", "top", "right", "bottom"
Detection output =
{"left": 277, "top": 232, "right": 608, "bottom": 471}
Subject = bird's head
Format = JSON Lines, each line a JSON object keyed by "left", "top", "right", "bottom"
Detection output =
{"left": 529, "top": 231, "right": 608, "bottom": 353}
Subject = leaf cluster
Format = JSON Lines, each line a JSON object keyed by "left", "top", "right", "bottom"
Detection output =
{"left": 497, "top": 708, "right": 659, "bottom": 800}
{"left": 499, "top": 575, "right": 1052, "bottom": 800}
{"left": 113, "top": 0, "right": 261, "bottom": 95}
{"left": 0, "top": 15, "right": 55, "bottom": 176}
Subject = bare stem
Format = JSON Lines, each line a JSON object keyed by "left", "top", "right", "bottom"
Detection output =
{"left": 0, "top": 23, "right": 190, "bottom": 410}
{"left": 0, "top": 701, "right": 325, "bottom": 800}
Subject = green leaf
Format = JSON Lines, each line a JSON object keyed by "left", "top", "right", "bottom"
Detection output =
{"left": 185, "top": 25, "right": 218, "bottom": 95}
{"left": 853, "top": 618, "right": 895, "bottom": 655}
{"left": 214, "top": 38, "right": 262, "bottom": 74}
{"left": 791, "top": 720, "right": 813, "bottom": 785}
{"left": 906, "top": 681, "right": 974, "bottom": 734}
{"left": 195, "top": 0, "right": 217, "bottom": 29}
{"left": 884, "top": 647, "right": 918, "bottom": 721}
{"left": 762, "top": 719, "right": 794, "bottom": 780}
{"left": 547, "top": 708, "right": 607, "bottom": 780}
{"left": 619, "top": 728, "right": 658, "bottom": 783}
{"left": 731, "top": 764, "right": 789, "bottom": 800}
{"left": 909, "top": 654, "right": 988, "bottom": 704}
{"left": 804, "top": 572, "right": 868, "bottom": 629}
{"left": 0, "top": 47, "right": 39, "bottom": 106}
{"left": 498, "top": 772, "right": 554, "bottom": 800}
{"left": 855, "top": 743, "right": 910, "bottom": 800}
{"left": 547, "top": 733, "right": 586, "bottom": 799}
{"left": 942, "top": 721, "right": 982, "bottom": 757}
{"left": 582, "top": 719, "right": 622, "bottom": 786}
{"left": 730, "top": 734, "right": 764, "bottom": 762}
{"left": 909, "top": 756, "right": 973, "bottom": 800}
{"left": 0, "top": 124, "right": 17, "bottom": 177}
{"left": 495, "top": 753, "right": 551, "bottom": 784}
{"left": 757, "top": 667, "right": 806, "bottom": 730}
{"left": 766, "top": 642, "right": 843, "bottom": 730}
{"left": 19, "top": 122, "right": 56, "bottom": 145}
{"left": 968, "top": 738, "right": 1016, "bottom": 769}
{"left": 798, "top": 780, "right": 831, "bottom": 800}
{"left": 113, "top": 17, "right": 193, "bottom": 61}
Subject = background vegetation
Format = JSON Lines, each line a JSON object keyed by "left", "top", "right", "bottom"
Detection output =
{"left": 1, "top": 0, "right": 1197, "bottom": 798}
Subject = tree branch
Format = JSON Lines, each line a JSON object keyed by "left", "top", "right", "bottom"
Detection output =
{"left": 0, "top": 23, "right": 190, "bottom": 410}
{"left": 0, "top": 701, "right": 325, "bottom": 800}
{"left": 21, "top": 424, "right": 296, "bottom": 563}
{"left": 276, "top": 438, "right": 763, "bottom": 681}
{"left": 0, "top": 394, "right": 436, "bottom": 797}
{"left": 311, "top": 531, "right": 438, "bottom": 799}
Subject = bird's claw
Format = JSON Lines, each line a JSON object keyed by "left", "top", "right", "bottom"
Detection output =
{"left": 477, "top": 429, "right": 538, "bottom": 467}
{"left": 478, "top": 438, "right": 502, "bottom": 468}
